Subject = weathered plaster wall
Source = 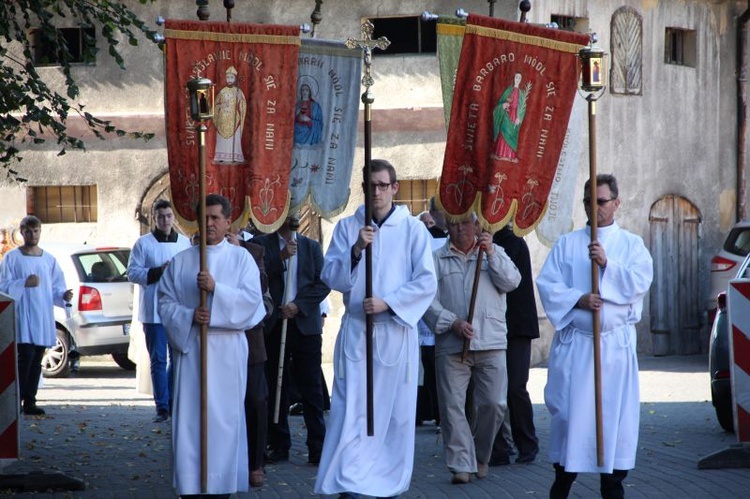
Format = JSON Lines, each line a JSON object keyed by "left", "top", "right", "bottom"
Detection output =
{"left": 2, "top": 0, "right": 746, "bottom": 364}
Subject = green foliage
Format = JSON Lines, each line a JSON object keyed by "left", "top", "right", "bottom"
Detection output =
{"left": 0, "top": 0, "right": 157, "bottom": 182}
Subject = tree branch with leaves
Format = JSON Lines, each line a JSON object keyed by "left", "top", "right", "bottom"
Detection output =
{"left": 0, "top": 0, "right": 158, "bottom": 181}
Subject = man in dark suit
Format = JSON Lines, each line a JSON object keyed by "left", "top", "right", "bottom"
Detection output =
{"left": 254, "top": 213, "right": 330, "bottom": 465}
{"left": 227, "top": 232, "right": 274, "bottom": 487}
{"left": 490, "top": 224, "right": 540, "bottom": 465}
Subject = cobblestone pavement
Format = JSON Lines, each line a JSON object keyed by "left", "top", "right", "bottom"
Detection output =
{"left": 2, "top": 354, "right": 748, "bottom": 498}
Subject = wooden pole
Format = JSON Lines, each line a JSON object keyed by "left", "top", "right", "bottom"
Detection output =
{"left": 363, "top": 88, "right": 375, "bottom": 436}
{"left": 197, "top": 121, "right": 209, "bottom": 493}
{"left": 587, "top": 94, "right": 604, "bottom": 467}
{"left": 461, "top": 245, "right": 485, "bottom": 363}
{"left": 273, "top": 233, "right": 296, "bottom": 423}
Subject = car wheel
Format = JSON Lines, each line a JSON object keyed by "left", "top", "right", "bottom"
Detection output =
{"left": 711, "top": 386, "right": 735, "bottom": 432}
{"left": 42, "top": 329, "right": 72, "bottom": 378}
{"left": 111, "top": 352, "right": 136, "bottom": 371}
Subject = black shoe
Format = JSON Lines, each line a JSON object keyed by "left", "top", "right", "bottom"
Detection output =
{"left": 265, "top": 448, "right": 289, "bottom": 464}
{"left": 488, "top": 454, "right": 511, "bottom": 466}
{"left": 516, "top": 451, "right": 537, "bottom": 464}
{"left": 152, "top": 410, "right": 169, "bottom": 423}
{"left": 308, "top": 449, "right": 321, "bottom": 465}
{"left": 23, "top": 404, "right": 45, "bottom": 416}
{"left": 289, "top": 402, "right": 304, "bottom": 416}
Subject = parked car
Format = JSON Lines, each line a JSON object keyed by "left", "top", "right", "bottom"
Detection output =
{"left": 709, "top": 290, "right": 734, "bottom": 432}
{"left": 708, "top": 249, "right": 750, "bottom": 432}
{"left": 41, "top": 243, "right": 134, "bottom": 378}
{"left": 708, "top": 221, "right": 750, "bottom": 320}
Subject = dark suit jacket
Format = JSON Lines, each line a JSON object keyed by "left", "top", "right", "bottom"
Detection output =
{"left": 241, "top": 240, "right": 273, "bottom": 364}
{"left": 254, "top": 232, "right": 330, "bottom": 335}
{"left": 493, "top": 226, "right": 540, "bottom": 339}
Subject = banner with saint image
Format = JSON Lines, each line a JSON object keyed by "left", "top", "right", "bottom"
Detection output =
{"left": 438, "top": 14, "right": 589, "bottom": 235}
{"left": 289, "top": 38, "right": 362, "bottom": 218}
{"left": 164, "top": 19, "right": 300, "bottom": 232}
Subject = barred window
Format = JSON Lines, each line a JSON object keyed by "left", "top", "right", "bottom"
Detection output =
{"left": 394, "top": 178, "right": 439, "bottom": 216}
{"left": 27, "top": 185, "right": 98, "bottom": 223}
{"left": 29, "top": 26, "right": 96, "bottom": 66}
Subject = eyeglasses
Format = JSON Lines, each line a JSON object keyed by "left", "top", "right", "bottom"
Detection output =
{"left": 583, "top": 198, "right": 616, "bottom": 206}
{"left": 369, "top": 182, "right": 392, "bottom": 192}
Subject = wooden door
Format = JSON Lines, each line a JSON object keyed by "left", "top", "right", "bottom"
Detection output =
{"left": 649, "top": 195, "right": 702, "bottom": 355}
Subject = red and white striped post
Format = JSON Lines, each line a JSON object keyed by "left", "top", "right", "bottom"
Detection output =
{"left": 0, "top": 293, "right": 19, "bottom": 467}
{"left": 728, "top": 281, "right": 750, "bottom": 443}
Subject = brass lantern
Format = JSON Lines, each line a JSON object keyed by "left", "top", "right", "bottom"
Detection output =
{"left": 186, "top": 76, "right": 214, "bottom": 121}
{"left": 579, "top": 35, "right": 606, "bottom": 93}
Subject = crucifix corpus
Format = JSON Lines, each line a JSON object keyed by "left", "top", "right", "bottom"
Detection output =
{"left": 345, "top": 20, "right": 390, "bottom": 437}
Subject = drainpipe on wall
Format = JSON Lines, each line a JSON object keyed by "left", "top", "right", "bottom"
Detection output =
{"left": 738, "top": 3, "right": 750, "bottom": 221}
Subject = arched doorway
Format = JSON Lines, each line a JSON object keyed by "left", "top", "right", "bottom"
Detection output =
{"left": 649, "top": 195, "right": 702, "bottom": 355}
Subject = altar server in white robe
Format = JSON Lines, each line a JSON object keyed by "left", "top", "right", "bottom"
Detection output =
{"left": 314, "top": 159, "right": 437, "bottom": 498}
{"left": 536, "top": 174, "right": 653, "bottom": 499}
{"left": 0, "top": 215, "right": 72, "bottom": 416}
{"left": 158, "top": 194, "right": 265, "bottom": 497}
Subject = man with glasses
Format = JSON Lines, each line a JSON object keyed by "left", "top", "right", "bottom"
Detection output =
{"left": 314, "top": 159, "right": 437, "bottom": 499}
{"left": 536, "top": 174, "right": 653, "bottom": 499}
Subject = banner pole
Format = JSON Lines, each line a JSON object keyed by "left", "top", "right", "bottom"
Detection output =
{"left": 586, "top": 95, "right": 604, "bottom": 467}
{"left": 273, "top": 230, "right": 297, "bottom": 424}
{"left": 197, "top": 121, "right": 209, "bottom": 493}
{"left": 461, "top": 244, "right": 485, "bottom": 363}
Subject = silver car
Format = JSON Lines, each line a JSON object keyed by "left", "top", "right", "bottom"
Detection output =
{"left": 41, "top": 243, "right": 134, "bottom": 378}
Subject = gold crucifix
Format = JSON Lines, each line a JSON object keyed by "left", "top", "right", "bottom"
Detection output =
{"left": 345, "top": 20, "right": 390, "bottom": 90}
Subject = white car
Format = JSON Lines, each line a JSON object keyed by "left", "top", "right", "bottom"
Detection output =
{"left": 41, "top": 243, "right": 134, "bottom": 378}
{"left": 709, "top": 221, "right": 750, "bottom": 319}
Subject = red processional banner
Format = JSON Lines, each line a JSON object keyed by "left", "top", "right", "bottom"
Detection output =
{"left": 439, "top": 14, "right": 590, "bottom": 235}
{"left": 164, "top": 20, "right": 300, "bottom": 232}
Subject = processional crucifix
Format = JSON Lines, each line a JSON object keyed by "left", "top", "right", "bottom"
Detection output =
{"left": 345, "top": 20, "right": 390, "bottom": 437}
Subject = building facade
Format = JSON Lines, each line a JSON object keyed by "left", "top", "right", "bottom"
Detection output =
{"left": 2, "top": 0, "right": 745, "bottom": 361}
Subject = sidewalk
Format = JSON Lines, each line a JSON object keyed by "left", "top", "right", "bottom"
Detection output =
{"left": 2, "top": 355, "right": 748, "bottom": 498}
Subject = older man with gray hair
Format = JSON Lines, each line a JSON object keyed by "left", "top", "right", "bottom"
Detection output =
{"left": 424, "top": 213, "right": 520, "bottom": 485}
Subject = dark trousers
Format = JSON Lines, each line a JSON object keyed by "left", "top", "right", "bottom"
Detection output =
{"left": 245, "top": 360, "right": 268, "bottom": 471}
{"left": 416, "top": 345, "right": 440, "bottom": 424}
{"left": 17, "top": 343, "right": 46, "bottom": 407}
{"left": 265, "top": 321, "right": 325, "bottom": 454}
{"left": 550, "top": 463, "right": 628, "bottom": 499}
{"left": 492, "top": 337, "right": 538, "bottom": 458}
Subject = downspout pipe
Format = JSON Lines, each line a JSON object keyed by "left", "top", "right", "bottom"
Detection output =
{"left": 738, "top": 3, "right": 750, "bottom": 221}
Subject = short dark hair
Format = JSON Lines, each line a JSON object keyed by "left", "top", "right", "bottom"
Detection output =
{"left": 153, "top": 199, "right": 173, "bottom": 212}
{"left": 583, "top": 174, "right": 619, "bottom": 200}
{"left": 206, "top": 194, "right": 231, "bottom": 219}
{"left": 364, "top": 159, "right": 397, "bottom": 184}
{"left": 20, "top": 215, "right": 41, "bottom": 229}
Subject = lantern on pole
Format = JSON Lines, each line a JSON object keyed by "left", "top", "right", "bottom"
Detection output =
{"left": 578, "top": 33, "right": 607, "bottom": 468}
{"left": 187, "top": 76, "right": 215, "bottom": 121}
{"left": 185, "top": 73, "right": 214, "bottom": 493}
{"left": 579, "top": 35, "right": 607, "bottom": 93}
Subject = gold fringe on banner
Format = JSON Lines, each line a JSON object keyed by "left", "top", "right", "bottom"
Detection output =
{"left": 466, "top": 24, "right": 582, "bottom": 54}
{"left": 165, "top": 29, "right": 300, "bottom": 46}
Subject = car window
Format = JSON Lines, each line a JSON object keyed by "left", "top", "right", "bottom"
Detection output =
{"left": 74, "top": 250, "right": 130, "bottom": 283}
{"left": 723, "top": 227, "right": 750, "bottom": 257}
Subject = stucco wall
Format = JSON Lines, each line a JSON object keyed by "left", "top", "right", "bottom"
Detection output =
{"left": 2, "top": 0, "right": 745, "bottom": 365}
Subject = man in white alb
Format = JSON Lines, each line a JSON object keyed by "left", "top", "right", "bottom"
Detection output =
{"left": 314, "top": 159, "right": 437, "bottom": 498}
{"left": 158, "top": 194, "right": 265, "bottom": 497}
{"left": 0, "top": 215, "right": 72, "bottom": 416}
{"left": 536, "top": 174, "right": 653, "bottom": 499}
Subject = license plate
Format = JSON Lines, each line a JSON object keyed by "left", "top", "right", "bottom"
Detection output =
{"left": 123, "top": 323, "right": 131, "bottom": 335}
